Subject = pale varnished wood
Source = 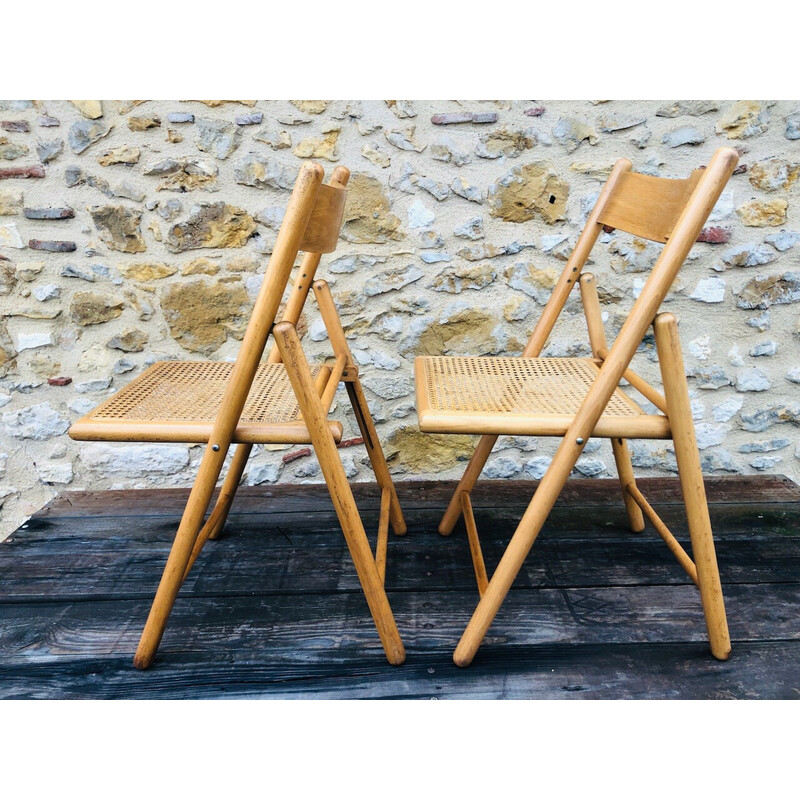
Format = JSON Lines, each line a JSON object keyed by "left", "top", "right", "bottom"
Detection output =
{"left": 314, "top": 279, "right": 406, "bottom": 536}
{"left": 579, "top": 273, "right": 645, "bottom": 533}
{"left": 267, "top": 166, "right": 350, "bottom": 364}
{"left": 299, "top": 182, "right": 348, "bottom": 254}
{"left": 71, "top": 416, "right": 342, "bottom": 445}
{"left": 654, "top": 313, "right": 731, "bottom": 660}
{"left": 205, "top": 443, "right": 251, "bottom": 543}
{"left": 624, "top": 481, "right": 698, "bottom": 585}
{"left": 320, "top": 353, "right": 348, "bottom": 415}
{"left": 376, "top": 488, "right": 390, "bottom": 584}
{"left": 274, "top": 320, "right": 405, "bottom": 665}
{"left": 597, "top": 168, "right": 704, "bottom": 243}
{"left": 442, "top": 148, "right": 738, "bottom": 667}
{"left": 132, "top": 163, "right": 328, "bottom": 670}
{"left": 438, "top": 436, "right": 496, "bottom": 536}
{"left": 68, "top": 163, "right": 405, "bottom": 670}
{"left": 460, "top": 492, "right": 489, "bottom": 597}
{"left": 595, "top": 347, "right": 668, "bottom": 414}
{"left": 437, "top": 158, "right": 635, "bottom": 535}
{"left": 414, "top": 357, "right": 671, "bottom": 439}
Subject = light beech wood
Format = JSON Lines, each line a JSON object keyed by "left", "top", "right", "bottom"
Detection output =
{"left": 460, "top": 492, "right": 489, "bottom": 597}
{"left": 69, "top": 163, "right": 406, "bottom": 669}
{"left": 415, "top": 356, "right": 671, "bottom": 439}
{"left": 580, "top": 273, "right": 645, "bottom": 532}
{"left": 312, "top": 280, "right": 356, "bottom": 372}
{"left": 437, "top": 158, "right": 635, "bottom": 535}
{"left": 414, "top": 149, "right": 739, "bottom": 667}
{"left": 179, "top": 172, "right": 348, "bottom": 562}
{"left": 598, "top": 168, "right": 704, "bottom": 243}
{"left": 267, "top": 166, "right": 350, "bottom": 364}
{"left": 298, "top": 182, "right": 348, "bottom": 253}
{"left": 595, "top": 347, "right": 668, "bottom": 414}
{"left": 376, "top": 487, "right": 391, "bottom": 584}
{"left": 579, "top": 273, "right": 608, "bottom": 355}
{"left": 132, "top": 163, "right": 328, "bottom": 670}
{"left": 206, "top": 443, "right": 252, "bottom": 543}
{"left": 611, "top": 439, "right": 645, "bottom": 532}
{"left": 654, "top": 312, "right": 731, "bottom": 660}
{"left": 320, "top": 353, "right": 348, "bottom": 414}
{"left": 623, "top": 481, "right": 698, "bottom": 586}
{"left": 314, "top": 279, "right": 406, "bottom": 536}
{"left": 274, "top": 320, "right": 405, "bottom": 664}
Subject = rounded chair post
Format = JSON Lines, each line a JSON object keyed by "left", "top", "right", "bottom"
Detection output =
{"left": 580, "top": 272, "right": 645, "bottom": 533}
{"left": 654, "top": 312, "right": 731, "bottom": 660}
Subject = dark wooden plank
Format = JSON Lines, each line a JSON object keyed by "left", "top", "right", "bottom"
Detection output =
{"left": 3, "top": 476, "right": 799, "bottom": 700}
{"left": 2, "top": 641, "right": 798, "bottom": 699}
{"left": 0, "top": 583, "right": 797, "bottom": 669}
{"left": 2, "top": 518, "right": 800, "bottom": 602}
{"left": 34, "top": 475, "right": 800, "bottom": 520}
{"left": 12, "top": 500, "right": 800, "bottom": 545}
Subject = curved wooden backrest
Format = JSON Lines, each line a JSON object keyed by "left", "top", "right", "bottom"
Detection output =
{"left": 597, "top": 168, "right": 705, "bottom": 243}
{"left": 521, "top": 148, "right": 739, "bottom": 360}
{"left": 300, "top": 181, "right": 348, "bottom": 254}
{"left": 266, "top": 166, "right": 350, "bottom": 364}
{"left": 213, "top": 163, "right": 350, "bottom": 433}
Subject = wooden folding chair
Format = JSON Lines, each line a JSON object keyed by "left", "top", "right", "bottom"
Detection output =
{"left": 69, "top": 163, "right": 407, "bottom": 668}
{"left": 415, "top": 147, "right": 740, "bottom": 667}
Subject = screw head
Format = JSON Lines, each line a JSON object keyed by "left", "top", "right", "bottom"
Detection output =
{"left": 212, "top": 444, "right": 220, "bottom": 452}
{"left": 576, "top": 437, "right": 584, "bottom": 445}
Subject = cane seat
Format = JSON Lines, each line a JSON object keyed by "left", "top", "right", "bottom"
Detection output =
{"left": 70, "top": 360, "right": 342, "bottom": 444}
{"left": 415, "top": 356, "right": 670, "bottom": 439}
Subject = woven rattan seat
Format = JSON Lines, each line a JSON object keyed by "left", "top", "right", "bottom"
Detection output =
{"left": 70, "top": 360, "right": 342, "bottom": 444}
{"left": 415, "top": 356, "right": 670, "bottom": 438}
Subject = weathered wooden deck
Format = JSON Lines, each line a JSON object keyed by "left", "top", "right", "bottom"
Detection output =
{"left": 1, "top": 476, "right": 799, "bottom": 699}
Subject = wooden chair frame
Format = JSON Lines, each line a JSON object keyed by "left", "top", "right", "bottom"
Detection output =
{"left": 416, "top": 148, "right": 740, "bottom": 667}
{"left": 70, "top": 164, "right": 407, "bottom": 668}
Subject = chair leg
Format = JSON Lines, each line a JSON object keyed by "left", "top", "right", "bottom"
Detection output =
{"left": 611, "top": 437, "right": 645, "bottom": 532}
{"left": 453, "top": 430, "right": 587, "bottom": 667}
{"left": 655, "top": 313, "right": 731, "bottom": 660}
{"left": 460, "top": 491, "right": 489, "bottom": 597}
{"left": 181, "top": 443, "right": 253, "bottom": 581}
{"left": 133, "top": 444, "right": 229, "bottom": 670}
{"left": 275, "top": 321, "right": 406, "bottom": 665}
{"left": 438, "top": 434, "right": 498, "bottom": 535}
{"left": 345, "top": 379, "right": 406, "bottom": 536}
{"left": 208, "top": 443, "right": 252, "bottom": 541}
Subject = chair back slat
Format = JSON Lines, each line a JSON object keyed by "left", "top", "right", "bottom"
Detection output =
{"left": 597, "top": 168, "right": 704, "bottom": 243}
{"left": 300, "top": 182, "right": 347, "bottom": 254}
{"left": 267, "top": 166, "right": 350, "bottom": 364}
{"left": 206, "top": 163, "right": 334, "bottom": 446}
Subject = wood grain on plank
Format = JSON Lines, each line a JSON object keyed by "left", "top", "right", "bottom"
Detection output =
{"left": 34, "top": 476, "right": 800, "bottom": 519}
{"left": 2, "top": 476, "right": 799, "bottom": 698}
{"left": 3, "top": 641, "right": 798, "bottom": 700}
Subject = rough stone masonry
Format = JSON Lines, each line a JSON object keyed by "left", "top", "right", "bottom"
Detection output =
{"left": 0, "top": 99, "right": 798, "bottom": 538}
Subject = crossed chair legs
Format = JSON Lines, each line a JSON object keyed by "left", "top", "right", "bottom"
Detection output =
{"left": 134, "top": 311, "right": 729, "bottom": 671}
{"left": 133, "top": 300, "right": 406, "bottom": 670}
{"left": 438, "top": 313, "right": 731, "bottom": 668}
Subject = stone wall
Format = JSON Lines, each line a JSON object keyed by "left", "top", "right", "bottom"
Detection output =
{"left": 1, "top": 99, "right": 798, "bottom": 536}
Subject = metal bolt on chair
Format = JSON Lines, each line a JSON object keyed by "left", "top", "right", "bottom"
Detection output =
{"left": 70, "top": 164, "right": 407, "bottom": 668}
{"left": 414, "top": 147, "right": 740, "bottom": 667}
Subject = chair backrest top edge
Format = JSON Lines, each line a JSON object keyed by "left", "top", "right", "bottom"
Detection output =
{"left": 597, "top": 164, "right": 708, "bottom": 244}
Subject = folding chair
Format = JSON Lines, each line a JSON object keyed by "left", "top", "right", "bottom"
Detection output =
{"left": 70, "top": 163, "right": 407, "bottom": 668}
{"left": 415, "top": 147, "right": 739, "bottom": 667}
